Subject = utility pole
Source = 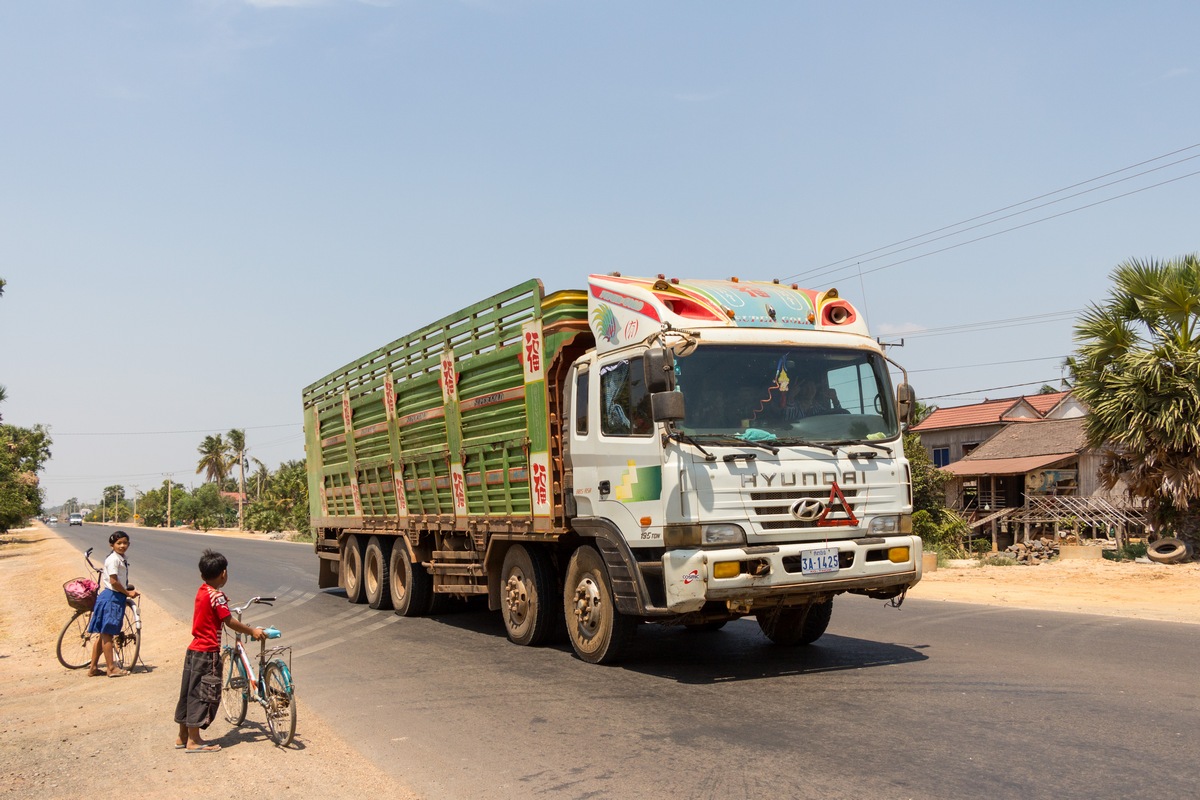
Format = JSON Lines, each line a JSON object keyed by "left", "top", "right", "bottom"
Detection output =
{"left": 165, "top": 474, "right": 173, "bottom": 529}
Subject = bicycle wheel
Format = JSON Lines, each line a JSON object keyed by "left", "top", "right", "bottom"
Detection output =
{"left": 262, "top": 661, "right": 296, "bottom": 746}
{"left": 56, "top": 610, "right": 93, "bottom": 670}
{"left": 220, "top": 648, "right": 248, "bottom": 726}
{"left": 112, "top": 604, "right": 140, "bottom": 671}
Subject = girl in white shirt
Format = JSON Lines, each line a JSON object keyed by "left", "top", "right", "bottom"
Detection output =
{"left": 87, "top": 530, "right": 140, "bottom": 677}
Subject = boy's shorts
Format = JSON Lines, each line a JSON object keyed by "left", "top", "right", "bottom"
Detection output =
{"left": 174, "top": 649, "right": 222, "bottom": 729}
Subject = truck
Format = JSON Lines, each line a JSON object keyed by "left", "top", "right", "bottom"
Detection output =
{"left": 302, "top": 274, "right": 923, "bottom": 663}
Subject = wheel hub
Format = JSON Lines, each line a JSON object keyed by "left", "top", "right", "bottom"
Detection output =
{"left": 504, "top": 572, "right": 529, "bottom": 626}
{"left": 572, "top": 576, "right": 603, "bottom": 637}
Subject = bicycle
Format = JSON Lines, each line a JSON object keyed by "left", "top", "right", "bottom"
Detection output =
{"left": 56, "top": 547, "right": 142, "bottom": 672}
{"left": 218, "top": 596, "right": 296, "bottom": 746}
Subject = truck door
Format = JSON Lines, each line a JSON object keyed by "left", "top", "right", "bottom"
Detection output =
{"left": 569, "top": 354, "right": 667, "bottom": 544}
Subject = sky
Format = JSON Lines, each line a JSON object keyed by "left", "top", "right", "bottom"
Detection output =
{"left": 1, "top": 1, "right": 1197, "bottom": 508}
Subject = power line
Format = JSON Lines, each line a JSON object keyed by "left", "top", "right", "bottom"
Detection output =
{"left": 881, "top": 309, "right": 1082, "bottom": 341}
{"left": 923, "top": 379, "right": 1066, "bottom": 401}
{"left": 51, "top": 422, "right": 300, "bottom": 437}
{"left": 907, "top": 355, "right": 1066, "bottom": 374}
{"left": 791, "top": 142, "right": 1200, "bottom": 282}
{"left": 798, "top": 168, "right": 1200, "bottom": 286}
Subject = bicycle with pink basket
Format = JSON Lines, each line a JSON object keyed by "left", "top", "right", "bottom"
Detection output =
{"left": 57, "top": 547, "right": 142, "bottom": 671}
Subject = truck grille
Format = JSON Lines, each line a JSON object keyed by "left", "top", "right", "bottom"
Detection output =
{"left": 749, "top": 488, "right": 863, "bottom": 532}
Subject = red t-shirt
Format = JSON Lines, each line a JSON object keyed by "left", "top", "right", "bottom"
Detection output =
{"left": 190, "top": 583, "right": 231, "bottom": 652}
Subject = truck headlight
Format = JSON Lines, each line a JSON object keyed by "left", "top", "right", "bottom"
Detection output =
{"left": 702, "top": 524, "right": 746, "bottom": 546}
{"left": 869, "top": 515, "right": 912, "bottom": 535}
{"left": 663, "top": 523, "right": 746, "bottom": 548}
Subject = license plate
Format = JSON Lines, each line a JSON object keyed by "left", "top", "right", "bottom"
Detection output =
{"left": 800, "top": 547, "right": 839, "bottom": 576}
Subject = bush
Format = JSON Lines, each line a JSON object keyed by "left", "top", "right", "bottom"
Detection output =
{"left": 1103, "top": 541, "right": 1148, "bottom": 561}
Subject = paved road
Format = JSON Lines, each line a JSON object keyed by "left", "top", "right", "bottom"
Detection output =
{"left": 58, "top": 523, "right": 1199, "bottom": 800}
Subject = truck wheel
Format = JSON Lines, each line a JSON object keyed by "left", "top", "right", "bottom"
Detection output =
{"left": 564, "top": 545, "right": 635, "bottom": 664}
{"left": 501, "top": 545, "right": 555, "bottom": 646}
{"left": 389, "top": 543, "right": 433, "bottom": 617}
{"left": 364, "top": 536, "right": 393, "bottom": 610}
{"left": 343, "top": 534, "right": 366, "bottom": 604}
{"left": 756, "top": 598, "right": 833, "bottom": 646}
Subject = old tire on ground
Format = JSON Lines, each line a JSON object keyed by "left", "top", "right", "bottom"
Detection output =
{"left": 389, "top": 542, "right": 433, "bottom": 617}
{"left": 564, "top": 545, "right": 636, "bottom": 665}
{"left": 364, "top": 536, "right": 394, "bottom": 610}
{"left": 1146, "top": 537, "right": 1191, "bottom": 564}
{"left": 500, "top": 544, "right": 556, "bottom": 646}
{"left": 342, "top": 534, "right": 367, "bottom": 604}
{"left": 756, "top": 598, "right": 834, "bottom": 646}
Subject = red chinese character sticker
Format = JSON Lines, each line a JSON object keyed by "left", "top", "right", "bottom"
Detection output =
{"left": 532, "top": 461, "right": 549, "bottom": 506}
{"left": 524, "top": 330, "right": 542, "bottom": 376}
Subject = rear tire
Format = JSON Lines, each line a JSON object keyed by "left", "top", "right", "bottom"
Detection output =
{"left": 220, "top": 648, "right": 248, "bottom": 726}
{"left": 364, "top": 536, "right": 394, "bottom": 610}
{"left": 343, "top": 534, "right": 367, "bottom": 604}
{"left": 563, "top": 545, "right": 636, "bottom": 664}
{"left": 389, "top": 542, "right": 433, "bottom": 617}
{"left": 756, "top": 598, "right": 833, "bottom": 646}
{"left": 263, "top": 661, "right": 297, "bottom": 746}
{"left": 500, "top": 545, "right": 556, "bottom": 646}
{"left": 56, "top": 610, "right": 92, "bottom": 670}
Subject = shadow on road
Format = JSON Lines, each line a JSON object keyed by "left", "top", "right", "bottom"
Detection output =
{"left": 414, "top": 607, "right": 928, "bottom": 684}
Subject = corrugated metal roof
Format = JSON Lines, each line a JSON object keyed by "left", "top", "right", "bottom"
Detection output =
{"left": 961, "top": 417, "right": 1087, "bottom": 459}
{"left": 941, "top": 453, "right": 1075, "bottom": 476}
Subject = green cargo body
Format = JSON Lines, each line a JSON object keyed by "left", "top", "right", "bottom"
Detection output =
{"left": 302, "top": 280, "right": 589, "bottom": 538}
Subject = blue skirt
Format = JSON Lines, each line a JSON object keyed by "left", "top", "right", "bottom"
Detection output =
{"left": 87, "top": 589, "right": 127, "bottom": 635}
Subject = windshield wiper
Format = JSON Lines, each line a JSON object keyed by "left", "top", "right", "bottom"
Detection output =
{"left": 665, "top": 431, "right": 716, "bottom": 461}
{"left": 772, "top": 438, "right": 841, "bottom": 455}
{"left": 825, "top": 439, "right": 895, "bottom": 456}
{"left": 686, "top": 433, "right": 780, "bottom": 456}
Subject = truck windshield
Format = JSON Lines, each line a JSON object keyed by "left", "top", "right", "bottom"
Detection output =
{"left": 673, "top": 345, "right": 900, "bottom": 443}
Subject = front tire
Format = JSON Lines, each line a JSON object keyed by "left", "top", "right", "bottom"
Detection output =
{"left": 112, "top": 604, "right": 140, "bottom": 671}
{"left": 563, "top": 545, "right": 636, "bottom": 665}
{"left": 756, "top": 598, "right": 833, "bottom": 646}
{"left": 56, "top": 610, "right": 92, "bottom": 670}
{"left": 220, "top": 648, "right": 248, "bottom": 726}
{"left": 389, "top": 541, "right": 433, "bottom": 617}
{"left": 343, "top": 534, "right": 367, "bottom": 604}
{"left": 500, "top": 545, "right": 556, "bottom": 646}
{"left": 263, "top": 661, "right": 297, "bottom": 746}
{"left": 364, "top": 536, "right": 393, "bottom": 610}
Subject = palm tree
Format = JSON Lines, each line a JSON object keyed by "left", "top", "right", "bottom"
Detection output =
{"left": 250, "top": 457, "right": 270, "bottom": 501}
{"left": 196, "top": 434, "right": 230, "bottom": 485}
{"left": 1071, "top": 254, "right": 1200, "bottom": 543}
{"left": 227, "top": 428, "right": 248, "bottom": 529}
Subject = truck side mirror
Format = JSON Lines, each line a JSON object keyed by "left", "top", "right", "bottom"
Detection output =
{"left": 644, "top": 347, "right": 676, "bottom": 393}
{"left": 651, "top": 391, "right": 686, "bottom": 422}
{"left": 896, "top": 382, "right": 916, "bottom": 426}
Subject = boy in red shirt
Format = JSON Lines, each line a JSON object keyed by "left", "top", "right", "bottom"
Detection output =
{"left": 174, "top": 549, "right": 266, "bottom": 753}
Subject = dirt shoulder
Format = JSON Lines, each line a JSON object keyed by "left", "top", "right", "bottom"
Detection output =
{"left": 913, "top": 555, "right": 1200, "bottom": 624}
{"left": 0, "top": 525, "right": 418, "bottom": 800}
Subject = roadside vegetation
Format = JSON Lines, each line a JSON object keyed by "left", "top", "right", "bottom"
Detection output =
{"left": 903, "top": 402, "right": 977, "bottom": 561}
{"left": 62, "top": 430, "right": 310, "bottom": 540}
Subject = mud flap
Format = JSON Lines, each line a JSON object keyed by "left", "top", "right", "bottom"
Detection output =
{"left": 662, "top": 550, "right": 708, "bottom": 613}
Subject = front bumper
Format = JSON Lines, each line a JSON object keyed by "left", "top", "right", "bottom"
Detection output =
{"left": 661, "top": 535, "right": 922, "bottom": 613}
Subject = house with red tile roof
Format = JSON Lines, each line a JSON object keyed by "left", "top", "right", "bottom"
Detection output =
{"left": 910, "top": 391, "right": 1142, "bottom": 548}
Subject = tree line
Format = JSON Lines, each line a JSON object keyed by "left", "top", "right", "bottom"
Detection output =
{"left": 65, "top": 430, "right": 310, "bottom": 537}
